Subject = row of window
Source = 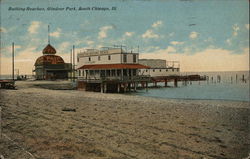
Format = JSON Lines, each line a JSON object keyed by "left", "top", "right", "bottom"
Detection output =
{"left": 78, "top": 69, "right": 137, "bottom": 77}
{"left": 87, "top": 54, "right": 137, "bottom": 62}
{"left": 139, "top": 68, "right": 180, "bottom": 72}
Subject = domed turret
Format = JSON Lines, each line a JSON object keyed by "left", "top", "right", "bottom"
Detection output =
{"left": 42, "top": 44, "right": 56, "bottom": 54}
{"left": 35, "top": 55, "right": 65, "bottom": 66}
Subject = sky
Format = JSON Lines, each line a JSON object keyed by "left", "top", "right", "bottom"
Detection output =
{"left": 0, "top": 0, "right": 249, "bottom": 75}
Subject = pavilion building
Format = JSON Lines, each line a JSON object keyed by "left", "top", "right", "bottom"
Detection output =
{"left": 33, "top": 44, "right": 72, "bottom": 80}
{"left": 77, "top": 47, "right": 150, "bottom": 93}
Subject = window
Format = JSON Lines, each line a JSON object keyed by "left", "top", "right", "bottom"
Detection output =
{"left": 108, "top": 55, "right": 111, "bottom": 60}
{"left": 88, "top": 57, "right": 91, "bottom": 61}
{"left": 133, "top": 54, "right": 136, "bottom": 63}
{"left": 123, "top": 54, "right": 127, "bottom": 63}
{"left": 159, "top": 69, "right": 161, "bottom": 72}
{"left": 177, "top": 68, "right": 180, "bottom": 72}
{"left": 90, "top": 70, "right": 94, "bottom": 75}
{"left": 133, "top": 69, "right": 136, "bottom": 76}
{"left": 146, "top": 69, "right": 148, "bottom": 72}
{"left": 79, "top": 70, "right": 81, "bottom": 76}
{"left": 111, "top": 70, "right": 116, "bottom": 76}
{"left": 82, "top": 70, "right": 84, "bottom": 76}
{"left": 153, "top": 69, "right": 155, "bottom": 72}
{"left": 77, "top": 57, "right": 79, "bottom": 62}
{"left": 107, "top": 70, "right": 111, "bottom": 76}
{"left": 172, "top": 69, "right": 174, "bottom": 72}
{"left": 98, "top": 56, "right": 101, "bottom": 61}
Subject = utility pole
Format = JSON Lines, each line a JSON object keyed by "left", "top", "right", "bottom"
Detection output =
{"left": 73, "top": 45, "right": 75, "bottom": 82}
{"left": 70, "top": 49, "right": 72, "bottom": 81}
{"left": 12, "top": 42, "right": 15, "bottom": 81}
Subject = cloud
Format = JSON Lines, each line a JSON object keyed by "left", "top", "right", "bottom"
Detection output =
{"left": 140, "top": 47, "right": 249, "bottom": 72}
{"left": 142, "top": 29, "right": 160, "bottom": 39}
{"left": 245, "top": 24, "right": 249, "bottom": 30}
{"left": 204, "top": 37, "right": 214, "bottom": 43}
{"left": 169, "top": 32, "right": 175, "bottom": 37}
{"left": 98, "top": 26, "right": 113, "bottom": 39}
{"left": 170, "top": 41, "right": 184, "bottom": 45}
{"left": 165, "top": 46, "right": 176, "bottom": 53}
{"left": 58, "top": 42, "right": 71, "bottom": 53}
{"left": 189, "top": 31, "right": 199, "bottom": 39}
{"left": 1, "top": 45, "right": 22, "bottom": 56}
{"left": 50, "top": 28, "right": 62, "bottom": 38}
{"left": 0, "top": 27, "right": 7, "bottom": 33}
{"left": 28, "top": 21, "right": 41, "bottom": 34}
{"left": 152, "top": 21, "right": 163, "bottom": 28}
{"left": 0, "top": 47, "right": 40, "bottom": 75}
{"left": 86, "top": 40, "right": 94, "bottom": 45}
{"left": 226, "top": 39, "right": 232, "bottom": 45}
{"left": 124, "top": 32, "right": 134, "bottom": 37}
{"left": 232, "top": 24, "right": 240, "bottom": 36}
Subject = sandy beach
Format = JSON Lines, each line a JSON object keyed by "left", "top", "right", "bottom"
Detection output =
{"left": 0, "top": 81, "right": 249, "bottom": 159}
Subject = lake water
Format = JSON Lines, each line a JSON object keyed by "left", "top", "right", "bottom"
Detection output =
{"left": 135, "top": 71, "right": 250, "bottom": 102}
{"left": 1, "top": 71, "right": 249, "bottom": 102}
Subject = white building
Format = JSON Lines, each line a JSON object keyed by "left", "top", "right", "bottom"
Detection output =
{"left": 138, "top": 59, "right": 180, "bottom": 77}
{"left": 77, "top": 47, "right": 150, "bottom": 93}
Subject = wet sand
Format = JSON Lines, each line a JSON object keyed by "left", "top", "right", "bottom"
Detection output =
{"left": 0, "top": 81, "right": 249, "bottom": 159}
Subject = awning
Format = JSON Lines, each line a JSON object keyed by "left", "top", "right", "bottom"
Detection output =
{"left": 78, "top": 64, "right": 150, "bottom": 70}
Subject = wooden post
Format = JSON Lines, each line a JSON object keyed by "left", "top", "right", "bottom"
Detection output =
{"left": 70, "top": 49, "right": 72, "bottom": 81}
{"left": 101, "top": 83, "right": 104, "bottom": 93}
{"left": 117, "top": 83, "right": 120, "bottom": 93}
{"left": 12, "top": 42, "right": 15, "bottom": 81}
{"left": 154, "top": 82, "right": 157, "bottom": 87}
{"left": 104, "top": 83, "right": 107, "bottom": 93}
{"left": 146, "top": 82, "right": 148, "bottom": 92}
{"left": 164, "top": 80, "right": 168, "bottom": 87}
{"left": 73, "top": 45, "right": 75, "bottom": 82}
{"left": 174, "top": 79, "right": 178, "bottom": 87}
{"left": 142, "top": 82, "right": 145, "bottom": 88}
{"left": 124, "top": 83, "right": 127, "bottom": 93}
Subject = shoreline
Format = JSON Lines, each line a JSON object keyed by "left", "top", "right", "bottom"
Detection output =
{"left": 0, "top": 81, "right": 249, "bottom": 159}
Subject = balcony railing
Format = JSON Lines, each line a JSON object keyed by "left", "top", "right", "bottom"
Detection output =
{"left": 78, "top": 75, "right": 150, "bottom": 83}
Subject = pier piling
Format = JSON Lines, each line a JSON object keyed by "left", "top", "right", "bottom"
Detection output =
{"left": 174, "top": 79, "right": 178, "bottom": 87}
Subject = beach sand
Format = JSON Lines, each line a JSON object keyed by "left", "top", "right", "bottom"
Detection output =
{"left": 0, "top": 81, "right": 249, "bottom": 159}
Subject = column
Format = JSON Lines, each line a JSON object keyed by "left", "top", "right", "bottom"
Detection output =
{"left": 124, "top": 83, "right": 127, "bottom": 93}
{"left": 117, "top": 83, "right": 120, "bottom": 93}
{"left": 104, "top": 83, "right": 107, "bottom": 93}
{"left": 164, "top": 80, "right": 168, "bottom": 87}
{"left": 101, "top": 83, "right": 103, "bottom": 93}
{"left": 174, "top": 79, "right": 178, "bottom": 87}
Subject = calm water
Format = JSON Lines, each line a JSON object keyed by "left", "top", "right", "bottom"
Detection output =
{"left": 136, "top": 71, "right": 250, "bottom": 102}
{"left": 1, "top": 71, "right": 249, "bottom": 101}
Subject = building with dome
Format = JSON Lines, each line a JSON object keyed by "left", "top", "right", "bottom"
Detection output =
{"left": 33, "top": 44, "right": 72, "bottom": 80}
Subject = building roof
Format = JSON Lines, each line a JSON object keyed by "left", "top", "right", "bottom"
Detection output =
{"left": 42, "top": 44, "right": 57, "bottom": 54}
{"left": 35, "top": 55, "right": 65, "bottom": 65}
{"left": 78, "top": 64, "right": 150, "bottom": 70}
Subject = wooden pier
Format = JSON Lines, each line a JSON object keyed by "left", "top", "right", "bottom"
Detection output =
{"left": 77, "top": 74, "right": 206, "bottom": 93}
